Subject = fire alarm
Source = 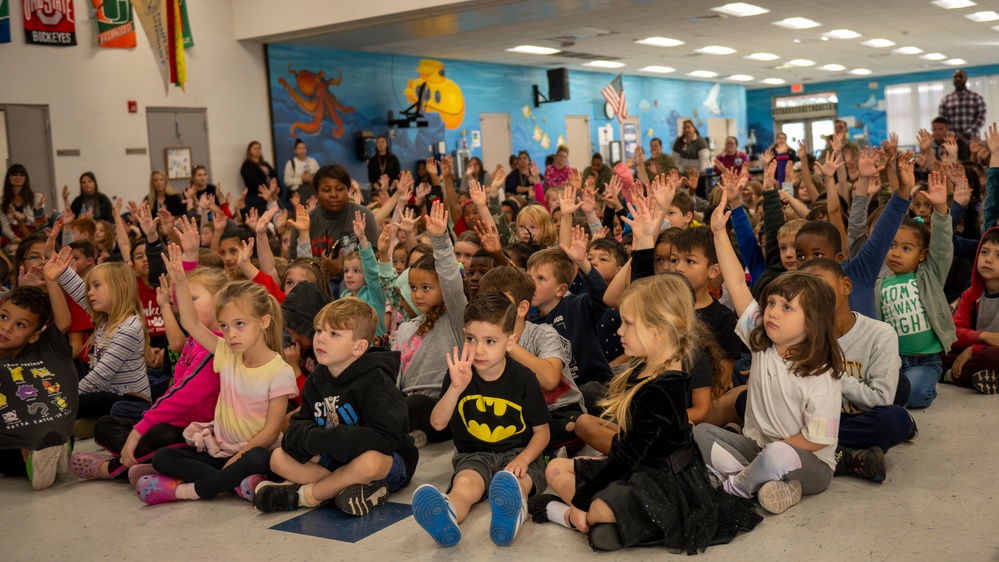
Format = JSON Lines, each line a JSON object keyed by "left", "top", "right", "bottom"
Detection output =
{"left": 128, "top": 101, "right": 138, "bottom": 113}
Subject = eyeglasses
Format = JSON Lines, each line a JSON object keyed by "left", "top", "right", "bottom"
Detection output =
{"left": 23, "top": 256, "right": 44, "bottom": 263}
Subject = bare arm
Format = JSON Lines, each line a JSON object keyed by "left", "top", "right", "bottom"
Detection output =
{"left": 163, "top": 243, "right": 220, "bottom": 354}
{"left": 42, "top": 247, "right": 74, "bottom": 333}
{"left": 710, "top": 202, "right": 753, "bottom": 317}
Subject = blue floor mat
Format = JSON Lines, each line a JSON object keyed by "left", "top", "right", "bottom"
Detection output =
{"left": 270, "top": 501, "right": 413, "bottom": 543}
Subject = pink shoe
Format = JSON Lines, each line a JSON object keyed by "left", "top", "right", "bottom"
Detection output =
{"left": 136, "top": 474, "right": 183, "bottom": 505}
{"left": 70, "top": 452, "right": 114, "bottom": 480}
{"left": 236, "top": 474, "right": 267, "bottom": 502}
{"left": 128, "top": 464, "right": 159, "bottom": 487}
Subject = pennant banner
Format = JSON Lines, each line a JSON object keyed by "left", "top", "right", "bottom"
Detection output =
{"left": 92, "top": 0, "right": 136, "bottom": 48}
{"left": 0, "top": 0, "right": 10, "bottom": 44}
{"left": 130, "top": 0, "right": 171, "bottom": 91}
{"left": 179, "top": 0, "right": 191, "bottom": 48}
{"left": 23, "top": 0, "right": 77, "bottom": 46}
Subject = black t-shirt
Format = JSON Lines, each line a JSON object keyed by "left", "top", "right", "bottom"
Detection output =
{"left": 697, "top": 299, "right": 742, "bottom": 360}
{"left": 0, "top": 326, "right": 78, "bottom": 450}
{"left": 442, "top": 357, "right": 551, "bottom": 454}
{"left": 687, "top": 350, "right": 713, "bottom": 408}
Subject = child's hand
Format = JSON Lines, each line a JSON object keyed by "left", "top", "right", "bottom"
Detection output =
{"left": 393, "top": 207, "right": 417, "bottom": 233}
{"left": 158, "top": 208, "right": 176, "bottom": 235}
{"left": 602, "top": 176, "right": 623, "bottom": 209}
{"left": 620, "top": 197, "right": 663, "bottom": 248}
{"left": 43, "top": 246, "right": 72, "bottom": 282}
{"left": 439, "top": 154, "right": 452, "bottom": 178}
{"left": 237, "top": 238, "right": 255, "bottom": 267}
{"left": 62, "top": 184, "right": 70, "bottom": 203}
{"left": 162, "top": 243, "right": 187, "bottom": 283}
{"left": 473, "top": 222, "right": 502, "bottom": 255}
{"left": 415, "top": 182, "right": 432, "bottom": 204}
{"left": 120, "top": 429, "right": 142, "bottom": 467}
{"left": 857, "top": 146, "right": 883, "bottom": 178}
{"left": 425, "top": 200, "right": 449, "bottom": 236}
{"left": 815, "top": 151, "right": 842, "bottom": 178}
{"left": 651, "top": 171, "right": 677, "bottom": 210}
{"left": 897, "top": 150, "right": 916, "bottom": 191}
{"left": 952, "top": 176, "right": 972, "bottom": 208}
{"left": 288, "top": 204, "right": 310, "bottom": 234}
{"left": 558, "top": 185, "right": 582, "bottom": 214}
{"left": 591, "top": 226, "right": 610, "bottom": 240}
{"left": 44, "top": 219, "right": 62, "bottom": 258}
{"left": 284, "top": 341, "right": 302, "bottom": 367}
{"left": 504, "top": 460, "right": 528, "bottom": 479}
{"left": 135, "top": 203, "right": 158, "bottom": 238}
{"left": 244, "top": 207, "right": 260, "bottom": 233}
{"left": 762, "top": 159, "right": 778, "bottom": 191}
{"left": 210, "top": 201, "right": 227, "bottom": 231}
{"left": 925, "top": 170, "right": 949, "bottom": 212}
{"left": 468, "top": 180, "right": 488, "bottom": 207}
{"left": 18, "top": 264, "right": 44, "bottom": 287}
{"left": 377, "top": 224, "right": 394, "bottom": 258}
{"left": 710, "top": 200, "right": 731, "bottom": 235}
{"left": 580, "top": 187, "right": 597, "bottom": 215}
{"left": 529, "top": 161, "right": 541, "bottom": 182}
{"left": 490, "top": 165, "right": 507, "bottom": 194}
{"left": 256, "top": 206, "right": 279, "bottom": 236}
{"left": 866, "top": 174, "right": 883, "bottom": 196}
{"left": 559, "top": 225, "right": 590, "bottom": 266}
{"left": 155, "top": 274, "right": 174, "bottom": 309}
{"left": 174, "top": 215, "right": 201, "bottom": 255}
{"left": 353, "top": 210, "right": 368, "bottom": 247}
{"left": 398, "top": 170, "right": 415, "bottom": 196}
{"left": 568, "top": 168, "right": 583, "bottom": 191}
{"left": 446, "top": 343, "right": 475, "bottom": 391}
{"left": 951, "top": 345, "right": 974, "bottom": 379}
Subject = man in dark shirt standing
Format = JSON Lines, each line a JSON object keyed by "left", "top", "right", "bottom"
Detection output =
{"left": 938, "top": 69, "right": 986, "bottom": 140}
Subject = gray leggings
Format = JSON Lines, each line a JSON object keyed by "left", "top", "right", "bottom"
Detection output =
{"left": 693, "top": 424, "right": 832, "bottom": 499}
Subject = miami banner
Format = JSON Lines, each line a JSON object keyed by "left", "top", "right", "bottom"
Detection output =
{"left": 0, "top": 0, "right": 10, "bottom": 44}
{"left": 91, "top": 0, "right": 136, "bottom": 48}
{"left": 23, "top": 0, "right": 77, "bottom": 46}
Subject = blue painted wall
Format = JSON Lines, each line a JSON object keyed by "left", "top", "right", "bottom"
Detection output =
{"left": 747, "top": 64, "right": 999, "bottom": 150}
{"left": 267, "top": 44, "right": 747, "bottom": 184}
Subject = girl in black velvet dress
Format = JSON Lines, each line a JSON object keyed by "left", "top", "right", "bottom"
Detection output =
{"left": 537, "top": 274, "right": 761, "bottom": 553}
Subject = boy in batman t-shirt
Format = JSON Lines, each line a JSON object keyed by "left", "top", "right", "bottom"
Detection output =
{"left": 412, "top": 293, "right": 550, "bottom": 548}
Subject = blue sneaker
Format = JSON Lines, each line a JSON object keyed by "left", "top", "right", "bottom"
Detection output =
{"left": 489, "top": 471, "right": 527, "bottom": 547}
{"left": 412, "top": 484, "right": 461, "bottom": 547}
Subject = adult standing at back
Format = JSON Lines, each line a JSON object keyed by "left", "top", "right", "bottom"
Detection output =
{"left": 240, "top": 140, "right": 278, "bottom": 215}
{"left": 672, "top": 120, "right": 711, "bottom": 173}
{"left": 284, "top": 138, "right": 320, "bottom": 202}
{"left": 63, "top": 172, "right": 113, "bottom": 222}
{"left": 938, "top": 69, "right": 986, "bottom": 140}
{"left": 643, "top": 137, "right": 678, "bottom": 178}
{"left": 366, "top": 135, "right": 401, "bottom": 186}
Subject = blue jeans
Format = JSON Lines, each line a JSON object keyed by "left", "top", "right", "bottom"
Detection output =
{"left": 901, "top": 354, "right": 942, "bottom": 409}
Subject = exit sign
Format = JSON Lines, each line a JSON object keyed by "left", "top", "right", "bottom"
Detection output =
{"left": 791, "top": 83, "right": 804, "bottom": 93}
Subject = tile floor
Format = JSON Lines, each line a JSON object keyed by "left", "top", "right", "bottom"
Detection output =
{"left": 3, "top": 384, "right": 998, "bottom": 561}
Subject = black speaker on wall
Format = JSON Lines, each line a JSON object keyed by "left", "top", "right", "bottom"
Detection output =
{"left": 548, "top": 68, "right": 570, "bottom": 101}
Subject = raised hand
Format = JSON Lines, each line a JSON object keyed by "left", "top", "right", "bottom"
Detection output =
{"left": 234, "top": 187, "right": 248, "bottom": 211}
{"left": 352, "top": 210, "right": 368, "bottom": 246}
{"left": 424, "top": 200, "right": 449, "bottom": 236}
{"left": 162, "top": 243, "right": 186, "bottom": 283}
{"left": 952, "top": 175, "right": 972, "bottom": 208}
{"left": 857, "top": 146, "right": 883, "bottom": 178}
{"left": 985, "top": 121, "right": 999, "bottom": 154}
{"left": 559, "top": 224, "right": 590, "bottom": 265}
{"left": 568, "top": 168, "right": 583, "bottom": 191}
{"left": 415, "top": 182, "right": 432, "bottom": 204}
{"left": 393, "top": 207, "right": 417, "bottom": 233}
{"left": 762, "top": 147, "right": 775, "bottom": 168}
{"left": 710, "top": 200, "right": 731, "bottom": 235}
{"left": 603, "top": 176, "right": 623, "bottom": 209}
{"left": 650, "top": 172, "right": 676, "bottom": 211}
{"left": 348, "top": 181, "right": 362, "bottom": 205}
{"left": 591, "top": 226, "right": 610, "bottom": 240}
{"left": 379, "top": 173, "right": 390, "bottom": 190}
{"left": 183, "top": 185, "right": 196, "bottom": 209}
{"left": 135, "top": 203, "right": 158, "bottom": 238}
{"left": 439, "top": 154, "right": 452, "bottom": 177}
{"left": 815, "top": 151, "right": 843, "bottom": 178}
{"left": 468, "top": 179, "right": 488, "bottom": 207}
{"left": 529, "top": 160, "right": 541, "bottom": 182}
{"left": 897, "top": 150, "right": 916, "bottom": 191}
{"left": 580, "top": 187, "right": 597, "bottom": 215}
{"left": 490, "top": 165, "right": 507, "bottom": 194}
{"left": 61, "top": 185, "right": 70, "bottom": 203}
{"left": 473, "top": 222, "right": 502, "bottom": 255}
{"left": 620, "top": 197, "right": 664, "bottom": 246}
{"left": 398, "top": 170, "right": 415, "bottom": 194}
{"left": 424, "top": 157, "right": 439, "bottom": 182}
{"left": 155, "top": 274, "right": 174, "bottom": 309}
{"left": 43, "top": 246, "right": 73, "bottom": 282}
{"left": 237, "top": 237, "right": 255, "bottom": 268}
{"left": 925, "top": 170, "right": 949, "bottom": 213}
{"left": 377, "top": 224, "right": 395, "bottom": 258}
{"left": 867, "top": 174, "right": 883, "bottom": 196}
{"left": 719, "top": 166, "right": 743, "bottom": 204}
{"left": 244, "top": 207, "right": 260, "bottom": 233}
{"left": 173, "top": 215, "right": 201, "bottom": 256}
{"left": 558, "top": 185, "right": 582, "bottom": 214}
{"left": 258, "top": 206, "right": 279, "bottom": 235}
{"left": 762, "top": 160, "right": 778, "bottom": 191}
{"left": 942, "top": 133, "right": 959, "bottom": 161}
{"left": 446, "top": 343, "right": 475, "bottom": 391}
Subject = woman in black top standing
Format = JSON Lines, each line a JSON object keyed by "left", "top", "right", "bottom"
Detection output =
{"left": 64, "top": 172, "right": 113, "bottom": 221}
{"left": 240, "top": 140, "right": 277, "bottom": 214}
{"left": 366, "top": 135, "right": 401, "bottom": 186}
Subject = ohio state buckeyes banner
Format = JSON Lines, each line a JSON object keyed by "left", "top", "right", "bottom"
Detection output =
{"left": 23, "top": 0, "right": 77, "bottom": 46}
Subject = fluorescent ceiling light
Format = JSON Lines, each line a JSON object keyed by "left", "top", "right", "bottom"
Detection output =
{"left": 746, "top": 52, "right": 780, "bottom": 61}
{"left": 966, "top": 11, "right": 999, "bottom": 22}
{"left": 773, "top": 17, "right": 821, "bottom": 29}
{"left": 860, "top": 38, "right": 896, "bottom": 48}
{"left": 635, "top": 36, "right": 684, "bottom": 47}
{"left": 505, "top": 45, "right": 560, "bottom": 55}
{"left": 640, "top": 65, "right": 676, "bottom": 73}
{"left": 712, "top": 3, "right": 769, "bottom": 17}
{"left": 932, "top": 0, "right": 976, "bottom": 8}
{"left": 688, "top": 70, "right": 719, "bottom": 78}
{"left": 823, "top": 29, "right": 861, "bottom": 39}
{"left": 893, "top": 46, "right": 924, "bottom": 55}
{"left": 584, "top": 60, "right": 625, "bottom": 68}
{"left": 728, "top": 74, "right": 754, "bottom": 81}
{"left": 697, "top": 45, "right": 737, "bottom": 55}
{"left": 819, "top": 64, "right": 846, "bottom": 71}
{"left": 762, "top": 78, "right": 786, "bottom": 85}
{"left": 944, "top": 58, "right": 968, "bottom": 65}
{"left": 788, "top": 59, "right": 815, "bottom": 66}
{"left": 921, "top": 52, "right": 947, "bottom": 60}
{"left": 850, "top": 68, "right": 873, "bottom": 75}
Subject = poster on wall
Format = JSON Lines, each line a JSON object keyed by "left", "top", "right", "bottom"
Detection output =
{"left": 165, "top": 147, "right": 192, "bottom": 179}
{"left": 91, "top": 0, "right": 136, "bottom": 48}
{"left": 622, "top": 122, "right": 638, "bottom": 160}
{"left": 23, "top": 0, "right": 77, "bottom": 46}
{"left": 0, "top": 0, "right": 10, "bottom": 44}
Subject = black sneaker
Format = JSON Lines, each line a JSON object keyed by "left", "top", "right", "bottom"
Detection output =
{"left": 838, "top": 446, "right": 886, "bottom": 483}
{"left": 971, "top": 371, "right": 999, "bottom": 395}
{"left": 253, "top": 482, "right": 302, "bottom": 512}
{"left": 527, "top": 492, "right": 561, "bottom": 523}
{"left": 907, "top": 413, "right": 918, "bottom": 441}
{"left": 334, "top": 480, "right": 390, "bottom": 515}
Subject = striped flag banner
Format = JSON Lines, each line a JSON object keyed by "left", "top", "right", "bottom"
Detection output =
{"left": 601, "top": 74, "right": 627, "bottom": 122}
{"left": 0, "top": 0, "right": 10, "bottom": 44}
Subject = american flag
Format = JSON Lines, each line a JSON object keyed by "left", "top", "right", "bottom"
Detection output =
{"left": 602, "top": 74, "right": 627, "bottom": 121}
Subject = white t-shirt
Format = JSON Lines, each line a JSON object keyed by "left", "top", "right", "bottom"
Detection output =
{"left": 737, "top": 300, "right": 841, "bottom": 470}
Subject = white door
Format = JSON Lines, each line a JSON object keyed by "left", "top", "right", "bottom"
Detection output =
{"left": 707, "top": 117, "right": 737, "bottom": 156}
{"left": 479, "top": 113, "right": 512, "bottom": 172}
{"left": 564, "top": 115, "right": 591, "bottom": 170}
{"left": 2, "top": 104, "right": 56, "bottom": 207}
{"left": 146, "top": 108, "right": 211, "bottom": 193}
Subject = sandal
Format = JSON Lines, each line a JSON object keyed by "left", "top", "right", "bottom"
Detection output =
{"left": 70, "top": 451, "right": 114, "bottom": 480}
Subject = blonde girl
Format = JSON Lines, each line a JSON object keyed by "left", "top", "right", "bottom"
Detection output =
{"left": 540, "top": 275, "right": 761, "bottom": 552}
{"left": 693, "top": 201, "right": 843, "bottom": 515}
{"left": 72, "top": 269, "right": 228, "bottom": 481}
{"left": 54, "top": 258, "right": 150, "bottom": 423}
{"left": 146, "top": 170, "right": 183, "bottom": 216}
{"left": 516, "top": 203, "right": 557, "bottom": 246}
{"left": 283, "top": 256, "right": 329, "bottom": 299}
{"left": 137, "top": 244, "right": 298, "bottom": 504}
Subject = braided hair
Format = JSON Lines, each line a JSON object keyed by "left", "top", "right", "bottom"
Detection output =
{"left": 410, "top": 253, "right": 446, "bottom": 337}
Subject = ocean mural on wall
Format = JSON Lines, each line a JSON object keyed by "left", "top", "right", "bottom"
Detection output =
{"left": 267, "top": 44, "right": 746, "bottom": 185}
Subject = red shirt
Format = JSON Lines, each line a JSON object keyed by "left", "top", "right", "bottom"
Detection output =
{"left": 137, "top": 279, "right": 166, "bottom": 339}
{"left": 66, "top": 292, "right": 93, "bottom": 361}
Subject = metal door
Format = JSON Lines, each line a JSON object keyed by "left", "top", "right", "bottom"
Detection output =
{"left": 146, "top": 108, "right": 211, "bottom": 193}
{"left": 2, "top": 104, "right": 56, "bottom": 208}
{"left": 479, "top": 113, "right": 512, "bottom": 171}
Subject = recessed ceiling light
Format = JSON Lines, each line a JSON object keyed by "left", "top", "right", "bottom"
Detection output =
{"left": 860, "top": 38, "right": 896, "bottom": 48}
{"left": 932, "top": 0, "right": 976, "bottom": 8}
{"left": 823, "top": 29, "right": 861, "bottom": 39}
{"left": 712, "top": 3, "right": 769, "bottom": 17}
{"left": 639, "top": 65, "right": 676, "bottom": 73}
{"left": 850, "top": 68, "right": 873, "bottom": 75}
{"left": 728, "top": 74, "right": 754, "bottom": 81}
{"left": 688, "top": 70, "right": 719, "bottom": 78}
{"left": 788, "top": 59, "right": 816, "bottom": 66}
{"left": 697, "top": 45, "right": 737, "bottom": 55}
{"left": 584, "top": 60, "right": 625, "bottom": 68}
{"left": 762, "top": 78, "right": 786, "bottom": 85}
{"left": 773, "top": 17, "right": 821, "bottom": 29}
{"left": 820, "top": 64, "right": 846, "bottom": 71}
{"left": 921, "top": 52, "right": 947, "bottom": 60}
{"left": 993, "top": 25, "right": 999, "bottom": 32}
{"left": 505, "top": 45, "right": 560, "bottom": 55}
{"left": 893, "top": 46, "right": 924, "bottom": 55}
{"left": 966, "top": 10, "right": 999, "bottom": 22}
{"left": 944, "top": 58, "right": 968, "bottom": 65}
{"left": 635, "top": 36, "right": 685, "bottom": 47}
{"left": 746, "top": 52, "right": 780, "bottom": 61}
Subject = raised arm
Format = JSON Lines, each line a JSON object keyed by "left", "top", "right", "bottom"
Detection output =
{"left": 254, "top": 206, "right": 281, "bottom": 285}
{"left": 816, "top": 151, "right": 848, "bottom": 257}
{"left": 711, "top": 201, "right": 753, "bottom": 317}
{"left": 163, "top": 243, "right": 220, "bottom": 354}
{"left": 42, "top": 247, "right": 74, "bottom": 333}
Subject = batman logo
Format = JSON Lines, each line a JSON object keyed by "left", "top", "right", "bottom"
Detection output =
{"left": 458, "top": 395, "right": 526, "bottom": 443}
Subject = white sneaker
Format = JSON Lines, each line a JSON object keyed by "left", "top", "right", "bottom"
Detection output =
{"left": 412, "top": 484, "right": 461, "bottom": 547}
{"left": 410, "top": 430, "right": 428, "bottom": 449}
{"left": 28, "top": 442, "right": 67, "bottom": 490}
{"left": 489, "top": 471, "right": 527, "bottom": 546}
{"left": 757, "top": 479, "right": 802, "bottom": 514}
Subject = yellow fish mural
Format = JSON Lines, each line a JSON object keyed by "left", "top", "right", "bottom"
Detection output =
{"left": 648, "top": 128, "right": 655, "bottom": 137}
{"left": 522, "top": 105, "right": 532, "bottom": 118}
{"left": 533, "top": 126, "right": 542, "bottom": 142}
{"left": 541, "top": 133, "right": 551, "bottom": 149}
{"left": 557, "top": 135, "right": 565, "bottom": 148}
{"left": 404, "top": 60, "right": 466, "bottom": 129}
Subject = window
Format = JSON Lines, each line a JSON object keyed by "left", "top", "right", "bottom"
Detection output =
{"left": 886, "top": 75, "right": 999, "bottom": 145}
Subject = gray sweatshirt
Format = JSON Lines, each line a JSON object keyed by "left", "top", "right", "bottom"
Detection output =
{"left": 838, "top": 313, "right": 901, "bottom": 414}
{"left": 394, "top": 232, "right": 467, "bottom": 397}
